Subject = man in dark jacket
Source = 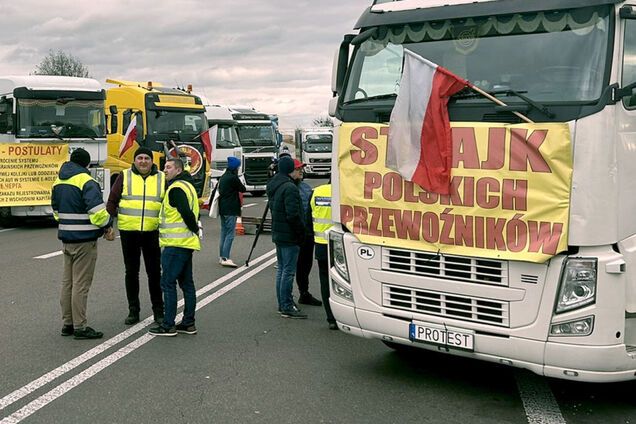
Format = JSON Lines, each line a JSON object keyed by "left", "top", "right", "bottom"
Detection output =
{"left": 51, "top": 148, "right": 113, "bottom": 340}
{"left": 218, "top": 156, "right": 246, "bottom": 267}
{"left": 266, "top": 156, "right": 307, "bottom": 319}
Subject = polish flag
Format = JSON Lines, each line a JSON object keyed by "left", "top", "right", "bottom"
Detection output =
{"left": 200, "top": 125, "right": 217, "bottom": 163}
{"left": 118, "top": 115, "right": 137, "bottom": 157}
{"left": 387, "top": 50, "right": 468, "bottom": 195}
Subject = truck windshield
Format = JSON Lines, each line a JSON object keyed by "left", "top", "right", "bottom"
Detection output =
{"left": 216, "top": 125, "right": 241, "bottom": 148}
{"left": 236, "top": 124, "right": 275, "bottom": 146}
{"left": 17, "top": 99, "right": 104, "bottom": 138}
{"left": 306, "top": 134, "right": 332, "bottom": 144}
{"left": 343, "top": 5, "right": 610, "bottom": 104}
{"left": 147, "top": 110, "right": 207, "bottom": 140}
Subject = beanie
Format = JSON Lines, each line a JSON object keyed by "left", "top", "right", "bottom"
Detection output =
{"left": 227, "top": 156, "right": 241, "bottom": 171}
{"left": 70, "top": 148, "right": 91, "bottom": 168}
{"left": 134, "top": 146, "right": 153, "bottom": 159}
{"left": 278, "top": 156, "right": 295, "bottom": 174}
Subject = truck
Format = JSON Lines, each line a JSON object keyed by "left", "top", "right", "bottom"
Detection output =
{"left": 104, "top": 79, "right": 208, "bottom": 197}
{"left": 228, "top": 106, "right": 278, "bottom": 196}
{"left": 327, "top": 0, "right": 636, "bottom": 382}
{"left": 294, "top": 127, "right": 333, "bottom": 176}
{"left": 202, "top": 104, "right": 242, "bottom": 180}
{"left": 0, "top": 76, "right": 109, "bottom": 226}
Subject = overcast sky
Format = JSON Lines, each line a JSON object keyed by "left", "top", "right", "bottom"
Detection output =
{"left": 0, "top": 0, "right": 371, "bottom": 129}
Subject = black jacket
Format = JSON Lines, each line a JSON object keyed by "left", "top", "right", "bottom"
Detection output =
{"left": 167, "top": 172, "right": 199, "bottom": 234}
{"left": 266, "top": 173, "right": 304, "bottom": 246}
{"left": 218, "top": 169, "right": 246, "bottom": 216}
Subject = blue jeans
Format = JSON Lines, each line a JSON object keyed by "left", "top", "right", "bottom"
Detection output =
{"left": 275, "top": 244, "right": 300, "bottom": 311}
{"left": 219, "top": 215, "right": 237, "bottom": 259}
{"left": 160, "top": 247, "right": 196, "bottom": 328}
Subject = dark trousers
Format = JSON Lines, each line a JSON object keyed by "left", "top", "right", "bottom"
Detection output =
{"left": 315, "top": 244, "right": 335, "bottom": 323}
{"left": 160, "top": 247, "right": 196, "bottom": 328}
{"left": 120, "top": 230, "right": 163, "bottom": 315}
{"left": 295, "top": 237, "right": 314, "bottom": 295}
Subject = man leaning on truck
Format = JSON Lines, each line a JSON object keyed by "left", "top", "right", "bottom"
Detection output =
{"left": 107, "top": 147, "right": 166, "bottom": 325}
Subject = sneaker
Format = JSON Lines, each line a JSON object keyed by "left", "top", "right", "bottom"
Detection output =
{"left": 61, "top": 325, "right": 74, "bottom": 337}
{"left": 73, "top": 327, "right": 104, "bottom": 340}
{"left": 149, "top": 325, "right": 177, "bottom": 337}
{"left": 219, "top": 257, "right": 224, "bottom": 264}
{"left": 281, "top": 306, "right": 307, "bottom": 319}
{"left": 153, "top": 312, "right": 164, "bottom": 325}
{"left": 176, "top": 323, "right": 197, "bottom": 335}
{"left": 220, "top": 258, "right": 238, "bottom": 268}
{"left": 124, "top": 312, "right": 140, "bottom": 325}
{"left": 298, "top": 293, "right": 323, "bottom": 306}
{"left": 328, "top": 322, "right": 338, "bottom": 330}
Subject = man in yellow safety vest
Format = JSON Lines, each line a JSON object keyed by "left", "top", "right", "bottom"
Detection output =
{"left": 107, "top": 147, "right": 165, "bottom": 325}
{"left": 310, "top": 183, "right": 337, "bottom": 330}
{"left": 149, "top": 158, "right": 201, "bottom": 337}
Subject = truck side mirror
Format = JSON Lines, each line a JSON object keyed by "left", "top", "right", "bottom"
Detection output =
{"left": 135, "top": 112, "right": 144, "bottom": 141}
{"left": 331, "top": 34, "right": 355, "bottom": 96}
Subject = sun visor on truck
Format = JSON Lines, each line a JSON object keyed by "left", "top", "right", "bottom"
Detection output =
{"left": 12, "top": 87, "right": 106, "bottom": 100}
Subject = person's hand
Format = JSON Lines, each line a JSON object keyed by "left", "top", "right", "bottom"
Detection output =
{"left": 103, "top": 227, "right": 115, "bottom": 241}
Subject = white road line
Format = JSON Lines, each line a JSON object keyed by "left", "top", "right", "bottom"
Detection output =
{"left": 515, "top": 370, "right": 566, "bottom": 424}
{"left": 0, "top": 249, "right": 276, "bottom": 412}
{"left": 0, "top": 228, "right": 15, "bottom": 233}
{"left": 33, "top": 251, "right": 63, "bottom": 259}
{"left": 0, "top": 256, "right": 277, "bottom": 424}
{"left": 243, "top": 203, "right": 258, "bottom": 208}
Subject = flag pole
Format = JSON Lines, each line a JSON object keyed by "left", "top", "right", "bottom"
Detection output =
{"left": 467, "top": 84, "right": 534, "bottom": 124}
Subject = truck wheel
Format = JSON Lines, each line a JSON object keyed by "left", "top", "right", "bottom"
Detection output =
{"left": 0, "top": 207, "right": 16, "bottom": 227}
{"left": 251, "top": 191, "right": 266, "bottom": 197}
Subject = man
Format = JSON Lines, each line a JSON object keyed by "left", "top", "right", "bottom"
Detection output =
{"left": 293, "top": 159, "right": 322, "bottom": 307}
{"left": 149, "top": 158, "right": 200, "bottom": 336}
{"left": 218, "top": 156, "right": 246, "bottom": 267}
{"left": 310, "top": 183, "right": 337, "bottom": 329}
{"left": 51, "top": 148, "right": 113, "bottom": 340}
{"left": 266, "top": 156, "right": 307, "bottom": 319}
{"left": 107, "top": 147, "right": 165, "bottom": 325}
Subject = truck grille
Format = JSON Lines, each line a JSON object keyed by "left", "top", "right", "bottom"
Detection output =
{"left": 309, "top": 158, "right": 331, "bottom": 163}
{"left": 244, "top": 157, "right": 270, "bottom": 186}
{"left": 383, "top": 248, "right": 508, "bottom": 287}
{"left": 383, "top": 284, "right": 510, "bottom": 327}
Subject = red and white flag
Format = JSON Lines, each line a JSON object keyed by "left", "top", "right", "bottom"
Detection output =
{"left": 387, "top": 50, "right": 468, "bottom": 194}
{"left": 118, "top": 115, "right": 137, "bottom": 157}
{"left": 200, "top": 125, "right": 217, "bottom": 163}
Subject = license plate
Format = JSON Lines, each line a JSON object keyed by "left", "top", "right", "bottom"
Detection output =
{"left": 409, "top": 322, "right": 474, "bottom": 351}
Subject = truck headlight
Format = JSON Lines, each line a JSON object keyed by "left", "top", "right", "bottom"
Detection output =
{"left": 555, "top": 258, "right": 597, "bottom": 314}
{"left": 550, "top": 316, "right": 594, "bottom": 336}
{"left": 329, "top": 230, "right": 350, "bottom": 282}
{"left": 332, "top": 280, "right": 353, "bottom": 301}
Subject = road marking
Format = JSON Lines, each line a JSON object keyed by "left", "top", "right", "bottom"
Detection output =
{"left": 0, "top": 228, "right": 15, "bottom": 233}
{"left": 243, "top": 203, "right": 258, "bottom": 208}
{"left": 0, "top": 249, "right": 276, "bottom": 413}
{"left": 515, "top": 370, "right": 566, "bottom": 424}
{"left": 33, "top": 251, "right": 63, "bottom": 259}
{"left": 0, "top": 255, "right": 277, "bottom": 424}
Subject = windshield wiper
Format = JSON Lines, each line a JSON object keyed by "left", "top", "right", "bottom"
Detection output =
{"left": 453, "top": 89, "right": 554, "bottom": 119}
{"left": 343, "top": 93, "right": 397, "bottom": 105}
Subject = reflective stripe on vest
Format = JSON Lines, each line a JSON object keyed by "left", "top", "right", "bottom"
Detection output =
{"left": 310, "top": 184, "right": 332, "bottom": 245}
{"left": 118, "top": 169, "right": 165, "bottom": 231}
{"left": 158, "top": 180, "right": 200, "bottom": 251}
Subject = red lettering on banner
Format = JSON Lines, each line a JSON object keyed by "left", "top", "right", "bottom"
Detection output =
{"left": 364, "top": 172, "right": 381, "bottom": 199}
{"left": 528, "top": 221, "right": 563, "bottom": 255}
{"left": 341, "top": 205, "right": 353, "bottom": 225}
{"left": 395, "top": 210, "right": 421, "bottom": 240}
{"left": 381, "top": 208, "right": 396, "bottom": 238}
{"left": 476, "top": 178, "right": 500, "bottom": 209}
{"left": 350, "top": 127, "right": 378, "bottom": 165}
{"left": 422, "top": 212, "right": 439, "bottom": 243}
{"left": 509, "top": 129, "right": 551, "bottom": 172}
{"left": 382, "top": 172, "right": 402, "bottom": 201}
{"left": 502, "top": 179, "right": 528, "bottom": 211}
{"left": 452, "top": 128, "right": 479, "bottom": 169}
{"left": 486, "top": 217, "right": 506, "bottom": 250}
{"left": 481, "top": 128, "right": 506, "bottom": 170}
{"left": 454, "top": 215, "right": 473, "bottom": 247}
{"left": 368, "top": 207, "right": 382, "bottom": 236}
{"left": 353, "top": 206, "right": 369, "bottom": 234}
{"left": 474, "top": 216, "right": 485, "bottom": 248}
{"left": 404, "top": 181, "right": 419, "bottom": 203}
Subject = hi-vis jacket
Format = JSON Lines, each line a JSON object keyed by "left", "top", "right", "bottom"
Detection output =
{"left": 310, "top": 184, "right": 332, "bottom": 245}
{"left": 51, "top": 162, "right": 112, "bottom": 243}
{"left": 118, "top": 168, "right": 165, "bottom": 231}
{"left": 159, "top": 178, "right": 200, "bottom": 251}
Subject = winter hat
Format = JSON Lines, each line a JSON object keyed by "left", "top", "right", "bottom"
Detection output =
{"left": 70, "top": 148, "right": 91, "bottom": 168}
{"left": 227, "top": 156, "right": 241, "bottom": 171}
{"left": 278, "top": 156, "right": 295, "bottom": 174}
{"left": 134, "top": 146, "right": 153, "bottom": 159}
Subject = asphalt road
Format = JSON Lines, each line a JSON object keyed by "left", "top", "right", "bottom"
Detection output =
{"left": 1, "top": 178, "right": 635, "bottom": 424}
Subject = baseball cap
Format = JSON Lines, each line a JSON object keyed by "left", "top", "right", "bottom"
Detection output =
{"left": 293, "top": 159, "right": 306, "bottom": 169}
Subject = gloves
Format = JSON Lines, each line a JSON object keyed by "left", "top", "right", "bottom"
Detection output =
{"left": 197, "top": 220, "right": 203, "bottom": 240}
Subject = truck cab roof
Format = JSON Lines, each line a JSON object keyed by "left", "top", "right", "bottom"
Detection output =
{"left": 0, "top": 75, "right": 102, "bottom": 96}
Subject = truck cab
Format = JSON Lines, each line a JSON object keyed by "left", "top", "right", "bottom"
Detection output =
{"left": 203, "top": 104, "right": 242, "bottom": 180}
{"left": 294, "top": 127, "right": 333, "bottom": 176}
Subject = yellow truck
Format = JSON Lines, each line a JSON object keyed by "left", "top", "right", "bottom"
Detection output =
{"left": 104, "top": 79, "right": 209, "bottom": 197}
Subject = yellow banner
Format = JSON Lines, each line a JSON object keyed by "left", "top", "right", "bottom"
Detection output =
{"left": 338, "top": 122, "right": 573, "bottom": 263}
{"left": 0, "top": 143, "right": 69, "bottom": 207}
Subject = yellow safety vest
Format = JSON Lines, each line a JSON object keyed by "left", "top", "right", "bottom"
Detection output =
{"left": 158, "top": 179, "right": 200, "bottom": 250}
{"left": 118, "top": 169, "right": 165, "bottom": 231}
{"left": 310, "top": 184, "right": 332, "bottom": 245}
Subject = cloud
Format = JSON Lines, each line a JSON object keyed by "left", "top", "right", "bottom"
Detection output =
{"left": 0, "top": 0, "right": 369, "bottom": 127}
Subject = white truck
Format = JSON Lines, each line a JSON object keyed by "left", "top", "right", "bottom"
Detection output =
{"left": 294, "top": 127, "right": 333, "bottom": 176}
{"left": 228, "top": 105, "right": 278, "bottom": 197}
{"left": 327, "top": 0, "right": 636, "bottom": 382}
{"left": 0, "top": 76, "right": 108, "bottom": 226}
{"left": 203, "top": 104, "right": 242, "bottom": 180}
